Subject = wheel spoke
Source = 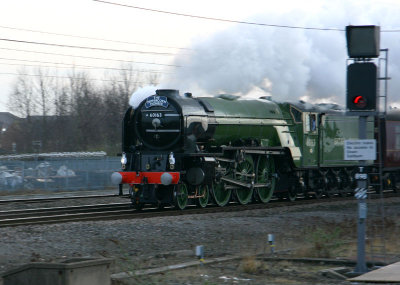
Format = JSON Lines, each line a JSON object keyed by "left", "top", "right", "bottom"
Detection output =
{"left": 197, "top": 185, "right": 209, "bottom": 208}
{"left": 174, "top": 183, "right": 188, "bottom": 210}
{"left": 338, "top": 170, "right": 349, "bottom": 197}
{"left": 256, "top": 155, "right": 275, "bottom": 203}
{"left": 212, "top": 181, "right": 231, "bottom": 207}
{"left": 213, "top": 159, "right": 232, "bottom": 207}
{"left": 324, "top": 170, "right": 339, "bottom": 198}
{"left": 235, "top": 188, "right": 253, "bottom": 205}
{"left": 235, "top": 154, "right": 254, "bottom": 205}
{"left": 287, "top": 185, "right": 297, "bottom": 202}
{"left": 312, "top": 170, "right": 324, "bottom": 199}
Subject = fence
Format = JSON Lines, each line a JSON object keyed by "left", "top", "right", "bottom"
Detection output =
{"left": 0, "top": 157, "right": 121, "bottom": 192}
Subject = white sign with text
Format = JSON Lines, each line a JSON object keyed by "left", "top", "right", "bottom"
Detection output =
{"left": 344, "top": 139, "right": 376, "bottom": 160}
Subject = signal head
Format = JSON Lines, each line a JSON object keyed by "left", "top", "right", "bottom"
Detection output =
{"left": 346, "top": 63, "right": 377, "bottom": 112}
{"left": 353, "top": 95, "right": 367, "bottom": 109}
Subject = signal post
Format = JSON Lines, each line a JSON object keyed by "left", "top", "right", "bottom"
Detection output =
{"left": 345, "top": 25, "right": 380, "bottom": 274}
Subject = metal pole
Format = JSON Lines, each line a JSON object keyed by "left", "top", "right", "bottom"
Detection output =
{"left": 268, "top": 234, "right": 275, "bottom": 254}
{"left": 355, "top": 115, "right": 368, "bottom": 273}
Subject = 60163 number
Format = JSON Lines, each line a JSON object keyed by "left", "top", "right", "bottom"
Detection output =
{"left": 149, "top": 113, "right": 163, "bottom": 118}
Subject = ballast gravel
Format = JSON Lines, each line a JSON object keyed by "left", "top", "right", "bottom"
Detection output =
{"left": 0, "top": 195, "right": 399, "bottom": 284}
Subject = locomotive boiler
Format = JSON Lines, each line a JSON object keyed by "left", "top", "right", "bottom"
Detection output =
{"left": 111, "top": 89, "right": 399, "bottom": 209}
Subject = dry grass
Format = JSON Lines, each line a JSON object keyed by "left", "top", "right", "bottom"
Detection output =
{"left": 292, "top": 216, "right": 400, "bottom": 260}
{"left": 239, "top": 256, "right": 262, "bottom": 274}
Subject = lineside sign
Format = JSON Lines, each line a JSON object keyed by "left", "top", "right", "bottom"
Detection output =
{"left": 344, "top": 139, "right": 376, "bottom": 160}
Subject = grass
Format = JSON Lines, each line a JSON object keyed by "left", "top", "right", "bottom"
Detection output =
{"left": 239, "top": 256, "right": 262, "bottom": 274}
{"left": 292, "top": 215, "right": 400, "bottom": 260}
{"left": 295, "top": 225, "right": 345, "bottom": 258}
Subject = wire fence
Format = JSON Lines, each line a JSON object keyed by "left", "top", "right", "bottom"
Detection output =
{"left": 0, "top": 157, "right": 121, "bottom": 192}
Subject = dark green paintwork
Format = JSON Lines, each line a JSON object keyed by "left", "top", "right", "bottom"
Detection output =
{"left": 202, "top": 97, "right": 283, "bottom": 118}
{"left": 319, "top": 115, "right": 374, "bottom": 166}
{"left": 200, "top": 97, "right": 285, "bottom": 146}
{"left": 278, "top": 102, "right": 375, "bottom": 167}
{"left": 192, "top": 97, "right": 374, "bottom": 168}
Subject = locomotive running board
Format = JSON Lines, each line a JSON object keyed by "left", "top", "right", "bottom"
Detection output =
{"left": 221, "top": 177, "right": 270, "bottom": 189}
{"left": 186, "top": 153, "right": 223, "bottom": 157}
{"left": 216, "top": 157, "right": 235, "bottom": 163}
{"left": 243, "top": 150, "right": 284, "bottom": 155}
{"left": 221, "top": 146, "right": 285, "bottom": 155}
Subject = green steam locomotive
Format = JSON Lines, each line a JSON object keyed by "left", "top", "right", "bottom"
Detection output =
{"left": 111, "top": 89, "right": 399, "bottom": 209}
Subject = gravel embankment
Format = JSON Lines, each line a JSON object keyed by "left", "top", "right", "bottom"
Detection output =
{"left": 0, "top": 196, "right": 399, "bottom": 284}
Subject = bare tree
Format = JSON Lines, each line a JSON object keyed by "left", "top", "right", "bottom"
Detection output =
{"left": 7, "top": 67, "right": 36, "bottom": 118}
{"left": 146, "top": 72, "right": 161, "bottom": 87}
{"left": 118, "top": 63, "right": 140, "bottom": 104}
{"left": 34, "top": 68, "right": 53, "bottom": 117}
{"left": 5, "top": 64, "right": 162, "bottom": 154}
{"left": 99, "top": 63, "right": 145, "bottom": 154}
{"left": 67, "top": 71, "right": 103, "bottom": 150}
{"left": 49, "top": 76, "right": 72, "bottom": 151}
{"left": 6, "top": 68, "right": 38, "bottom": 152}
{"left": 32, "top": 68, "right": 56, "bottom": 149}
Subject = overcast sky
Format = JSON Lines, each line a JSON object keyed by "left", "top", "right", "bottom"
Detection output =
{"left": 1, "top": 0, "right": 400, "bottom": 114}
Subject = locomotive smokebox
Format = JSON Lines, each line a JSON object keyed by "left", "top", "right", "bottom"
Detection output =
{"left": 156, "top": 89, "right": 180, "bottom": 98}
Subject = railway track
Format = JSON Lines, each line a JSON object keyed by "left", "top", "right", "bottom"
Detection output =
{"left": 1, "top": 191, "right": 398, "bottom": 228}
{"left": 0, "top": 202, "right": 135, "bottom": 227}
{"left": 0, "top": 193, "right": 128, "bottom": 204}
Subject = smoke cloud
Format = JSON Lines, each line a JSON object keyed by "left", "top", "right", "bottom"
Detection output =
{"left": 163, "top": 0, "right": 400, "bottom": 106}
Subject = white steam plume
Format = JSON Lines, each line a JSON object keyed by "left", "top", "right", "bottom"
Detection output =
{"left": 163, "top": 0, "right": 400, "bottom": 106}
{"left": 129, "top": 85, "right": 157, "bottom": 108}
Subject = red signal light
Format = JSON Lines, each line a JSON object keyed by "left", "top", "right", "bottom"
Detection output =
{"left": 347, "top": 63, "right": 377, "bottom": 112}
{"left": 353, "top": 95, "right": 367, "bottom": 108}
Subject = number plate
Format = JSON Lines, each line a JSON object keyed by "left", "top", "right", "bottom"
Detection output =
{"left": 149, "top": 112, "right": 163, "bottom": 118}
{"left": 355, "top": 173, "right": 368, "bottom": 180}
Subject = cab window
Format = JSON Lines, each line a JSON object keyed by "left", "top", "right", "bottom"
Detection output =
{"left": 309, "top": 114, "right": 317, "bottom": 132}
{"left": 290, "top": 106, "right": 302, "bottom": 123}
{"left": 304, "top": 113, "right": 317, "bottom": 133}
